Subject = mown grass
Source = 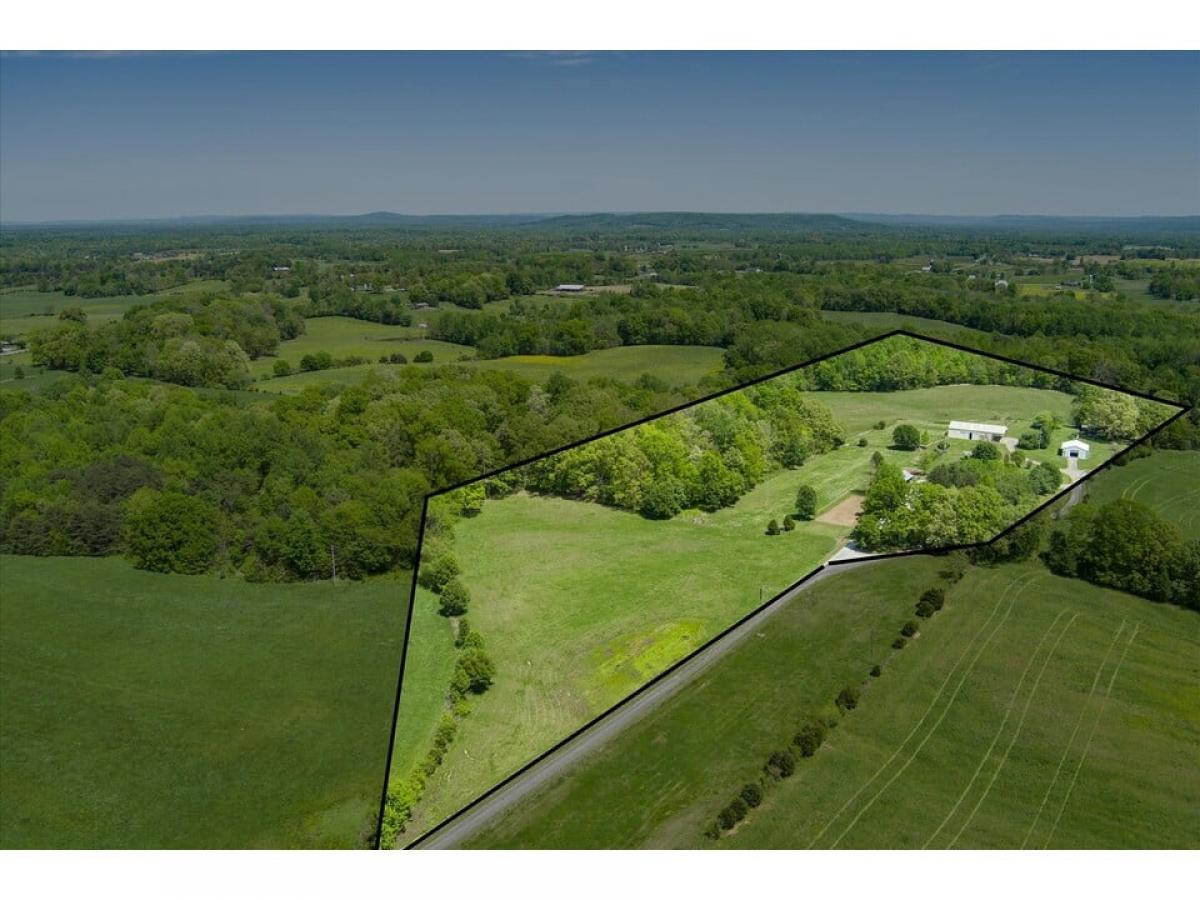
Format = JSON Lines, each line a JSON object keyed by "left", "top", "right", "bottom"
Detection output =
{"left": 0, "top": 555, "right": 404, "bottom": 848}
{"left": 395, "top": 382, "right": 1122, "bottom": 839}
{"left": 396, "top": 486, "right": 850, "bottom": 839}
{"left": 470, "top": 558, "right": 1200, "bottom": 849}
{"left": 818, "top": 310, "right": 985, "bottom": 337}
{"left": 1085, "top": 449, "right": 1200, "bottom": 532}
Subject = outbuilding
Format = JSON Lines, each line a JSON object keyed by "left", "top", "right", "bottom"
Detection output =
{"left": 947, "top": 420, "right": 1007, "bottom": 442}
{"left": 1060, "top": 438, "right": 1091, "bottom": 460}
{"left": 554, "top": 283, "right": 586, "bottom": 293}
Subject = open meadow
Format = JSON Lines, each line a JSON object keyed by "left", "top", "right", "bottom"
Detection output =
{"left": 1084, "top": 449, "right": 1200, "bottom": 532}
{"left": 0, "top": 556, "right": 404, "bottom": 848}
{"left": 0, "top": 282, "right": 229, "bottom": 339}
{"left": 392, "top": 379, "right": 1116, "bottom": 840}
{"left": 469, "top": 558, "right": 1200, "bottom": 849}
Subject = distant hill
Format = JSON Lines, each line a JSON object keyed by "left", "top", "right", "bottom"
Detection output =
{"left": 844, "top": 213, "right": 1200, "bottom": 234}
{"left": 526, "top": 212, "right": 884, "bottom": 234}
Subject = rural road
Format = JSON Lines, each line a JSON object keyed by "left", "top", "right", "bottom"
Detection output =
{"left": 408, "top": 557, "right": 884, "bottom": 849}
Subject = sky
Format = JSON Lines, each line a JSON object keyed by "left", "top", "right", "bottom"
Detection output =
{"left": 1, "top": 51, "right": 1197, "bottom": 222}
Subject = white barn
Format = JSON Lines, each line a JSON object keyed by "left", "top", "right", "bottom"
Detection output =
{"left": 947, "top": 420, "right": 1007, "bottom": 442}
{"left": 1060, "top": 438, "right": 1091, "bottom": 460}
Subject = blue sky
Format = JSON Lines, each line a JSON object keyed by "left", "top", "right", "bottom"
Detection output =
{"left": 1, "top": 51, "right": 1196, "bottom": 221}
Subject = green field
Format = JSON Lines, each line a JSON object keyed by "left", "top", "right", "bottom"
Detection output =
{"left": 259, "top": 342, "right": 726, "bottom": 393}
{"left": 396, "top": 484, "right": 850, "bottom": 838}
{"left": 0, "top": 282, "right": 229, "bottom": 339}
{"left": 470, "top": 558, "right": 1200, "bottom": 849}
{"left": 0, "top": 556, "right": 404, "bottom": 848}
{"left": 1084, "top": 450, "right": 1200, "bottom": 532}
{"left": 819, "top": 310, "right": 986, "bottom": 337}
{"left": 393, "top": 382, "right": 1113, "bottom": 840}
{"left": 248, "top": 316, "right": 460, "bottom": 378}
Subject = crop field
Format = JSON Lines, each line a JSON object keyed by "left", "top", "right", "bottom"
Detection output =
{"left": 469, "top": 558, "right": 1200, "bottom": 849}
{"left": 1085, "top": 450, "right": 1200, "bottom": 532}
{"left": 0, "top": 556, "right": 404, "bottom": 849}
{"left": 258, "top": 343, "right": 725, "bottom": 393}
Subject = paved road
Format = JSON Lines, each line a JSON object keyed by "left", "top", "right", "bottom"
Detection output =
{"left": 409, "top": 558, "right": 884, "bottom": 849}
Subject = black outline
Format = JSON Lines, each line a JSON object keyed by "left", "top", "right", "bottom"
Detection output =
{"left": 372, "top": 330, "right": 1189, "bottom": 849}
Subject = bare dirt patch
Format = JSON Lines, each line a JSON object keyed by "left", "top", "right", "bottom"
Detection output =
{"left": 817, "top": 492, "right": 865, "bottom": 527}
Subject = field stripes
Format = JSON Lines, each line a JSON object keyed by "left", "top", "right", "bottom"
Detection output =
{"left": 808, "top": 571, "right": 1040, "bottom": 849}
{"left": 1041, "top": 622, "right": 1140, "bottom": 849}
{"left": 944, "top": 611, "right": 1081, "bottom": 848}
{"left": 1020, "top": 619, "right": 1128, "bottom": 849}
{"left": 921, "top": 608, "right": 1075, "bottom": 848}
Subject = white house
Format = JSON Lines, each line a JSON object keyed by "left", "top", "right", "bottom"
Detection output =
{"left": 947, "top": 420, "right": 1008, "bottom": 442}
{"left": 1060, "top": 438, "right": 1091, "bottom": 460}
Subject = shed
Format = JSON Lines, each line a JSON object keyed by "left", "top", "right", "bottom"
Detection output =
{"left": 947, "top": 420, "right": 1008, "bottom": 442}
{"left": 1060, "top": 438, "right": 1090, "bottom": 460}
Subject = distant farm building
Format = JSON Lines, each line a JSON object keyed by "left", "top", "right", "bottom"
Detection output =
{"left": 272, "top": 265, "right": 291, "bottom": 272}
{"left": 947, "top": 420, "right": 1008, "bottom": 442}
{"left": 1059, "top": 438, "right": 1091, "bottom": 460}
{"left": 554, "top": 284, "right": 586, "bottom": 293}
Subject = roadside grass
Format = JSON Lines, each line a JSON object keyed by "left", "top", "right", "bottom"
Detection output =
{"left": 0, "top": 555, "right": 404, "bottom": 848}
{"left": 1084, "top": 449, "right": 1200, "bottom": 532}
{"left": 468, "top": 559, "right": 1200, "bottom": 849}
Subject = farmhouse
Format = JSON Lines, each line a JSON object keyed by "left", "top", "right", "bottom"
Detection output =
{"left": 947, "top": 420, "right": 1007, "bottom": 442}
{"left": 1059, "top": 438, "right": 1091, "bottom": 460}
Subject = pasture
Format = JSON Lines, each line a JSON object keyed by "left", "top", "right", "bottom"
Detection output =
{"left": 469, "top": 558, "right": 1200, "bottom": 849}
{"left": 394, "top": 381, "right": 1124, "bottom": 839}
{"left": 258, "top": 342, "right": 726, "bottom": 393}
{"left": 0, "top": 282, "right": 229, "bottom": 339}
{"left": 0, "top": 555, "right": 404, "bottom": 848}
{"left": 818, "top": 310, "right": 986, "bottom": 337}
{"left": 248, "top": 316, "right": 462, "bottom": 378}
{"left": 1085, "top": 449, "right": 1200, "bottom": 532}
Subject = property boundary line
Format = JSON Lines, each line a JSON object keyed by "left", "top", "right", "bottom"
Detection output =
{"left": 372, "top": 330, "right": 1191, "bottom": 850}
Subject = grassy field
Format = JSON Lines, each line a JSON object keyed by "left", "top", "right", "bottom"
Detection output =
{"left": 1084, "top": 450, "right": 1200, "bottom": 532}
{"left": 258, "top": 343, "right": 726, "bottom": 393}
{"left": 0, "top": 282, "right": 228, "bottom": 338}
{"left": 396, "top": 484, "right": 851, "bottom": 838}
{"left": 0, "top": 556, "right": 405, "bottom": 848}
{"left": 394, "top": 382, "right": 1134, "bottom": 839}
{"left": 248, "top": 316, "right": 463, "bottom": 378}
{"left": 819, "top": 310, "right": 986, "bottom": 337}
{"left": 469, "top": 558, "right": 1200, "bottom": 849}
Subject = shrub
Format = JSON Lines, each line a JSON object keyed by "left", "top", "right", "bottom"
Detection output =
{"left": 870, "top": 664, "right": 882, "bottom": 677}
{"left": 1017, "top": 430, "right": 1041, "bottom": 450}
{"left": 873, "top": 420, "right": 886, "bottom": 430}
{"left": 272, "top": 359, "right": 292, "bottom": 377}
{"left": 766, "top": 749, "right": 796, "bottom": 779}
{"left": 892, "top": 424, "right": 921, "bottom": 450}
{"left": 892, "top": 636, "right": 907, "bottom": 649}
{"left": 871, "top": 450, "right": 885, "bottom": 468}
{"left": 782, "top": 514, "right": 796, "bottom": 531}
{"left": 413, "top": 350, "right": 434, "bottom": 363}
{"left": 740, "top": 783, "right": 763, "bottom": 808}
{"left": 418, "top": 554, "right": 460, "bottom": 592}
{"left": 766, "top": 518, "right": 780, "bottom": 536}
{"left": 452, "top": 647, "right": 495, "bottom": 694}
{"left": 915, "top": 599, "right": 936, "bottom": 618}
{"left": 857, "top": 437, "right": 869, "bottom": 447}
{"left": 919, "top": 587, "right": 946, "bottom": 610}
{"left": 454, "top": 617, "right": 471, "bottom": 647}
{"left": 795, "top": 484, "right": 818, "bottom": 520}
{"left": 717, "top": 796, "right": 748, "bottom": 831}
{"left": 793, "top": 720, "right": 827, "bottom": 757}
{"left": 836, "top": 685, "right": 861, "bottom": 712}
{"left": 971, "top": 441, "right": 1002, "bottom": 461}
{"left": 389, "top": 352, "right": 408, "bottom": 364}
{"left": 438, "top": 579, "right": 471, "bottom": 616}
{"left": 901, "top": 620, "right": 918, "bottom": 637}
